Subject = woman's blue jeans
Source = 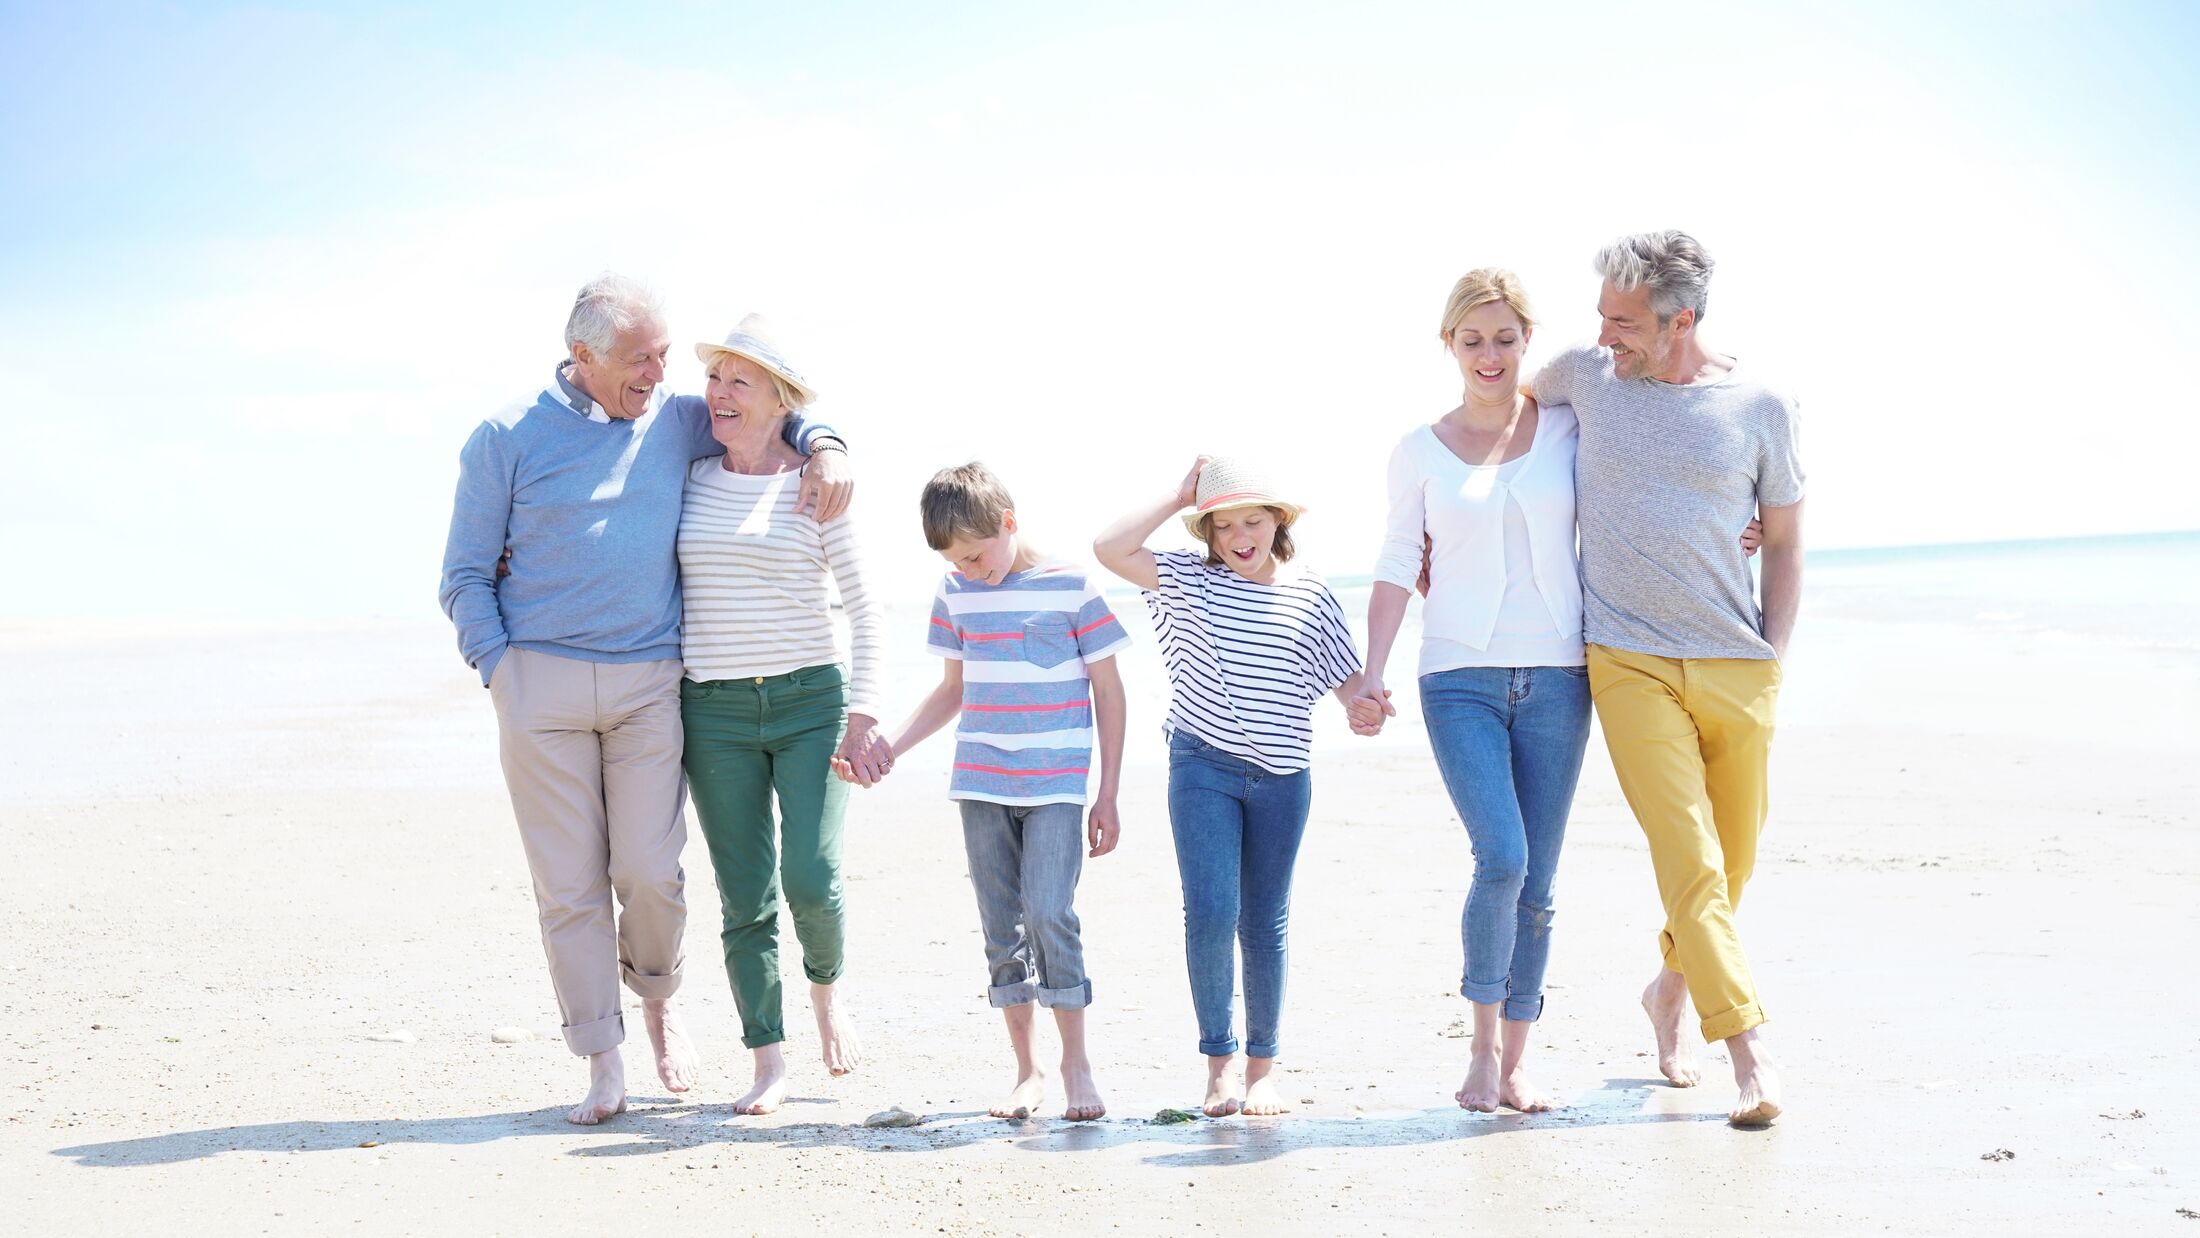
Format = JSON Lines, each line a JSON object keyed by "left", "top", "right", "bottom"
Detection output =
{"left": 1166, "top": 730, "right": 1312, "bottom": 1059}
{"left": 1419, "top": 665, "right": 1592, "bottom": 1021}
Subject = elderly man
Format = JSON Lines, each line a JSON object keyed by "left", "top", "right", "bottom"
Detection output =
{"left": 1532, "top": 231, "right": 1804, "bottom": 1127}
{"left": 439, "top": 275, "right": 851, "bottom": 1124}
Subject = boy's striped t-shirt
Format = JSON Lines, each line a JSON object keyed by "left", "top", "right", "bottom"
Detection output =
{"left": 1145, "top": 549, "right": 1362, "bottom": 775}
{"left": 927, "top": 562, "right": 1132, "bottom": 806}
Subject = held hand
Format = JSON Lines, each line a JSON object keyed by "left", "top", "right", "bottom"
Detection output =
{"left": 796, "top": 447, "right": 854, "bottom": 522}
{"left": 1175, "top": 456, "right": 1212, "bottom": 509}
{"left": 1415, "top": 533, "right": 1432, "bottom": 597}
{"left": 833, "top": 713, "right": 892, "bottom": 787}
{"left": 1741, "top": 516, "right": 1764, "bottom": 557}
{"left": 1087, "top": 797, "right": 1121, "bottom": 858}
{"left": 495, "top": 547, "right": 513, "bottom": 579}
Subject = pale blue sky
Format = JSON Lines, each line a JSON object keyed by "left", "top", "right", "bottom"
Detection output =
{"left": 4, "top": 1, "right": 2196, "bottom": 619}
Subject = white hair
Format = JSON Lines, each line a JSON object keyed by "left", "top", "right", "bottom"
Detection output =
{"left": 1595, "top": 230, "right": 1715, "bottom": 324}
{"left": 563, "top": 273, "right": 664, "bottom": 357}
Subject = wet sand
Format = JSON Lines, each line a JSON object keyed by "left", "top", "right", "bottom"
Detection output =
{"left": 5, "top": 612, "right": 2197, "bottom": 1235}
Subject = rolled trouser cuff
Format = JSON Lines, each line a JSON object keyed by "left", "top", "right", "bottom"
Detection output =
{"left": 1502, "top": 993, "right": 1545, "bottom": 1023}
{"left": 563, "top": 1011, "right": 625, "bottom": 1056}
{"left": 1245, "top": 1039, "right": 1280, "bottom": 1059}
{"left": 1699, "top": 1000, "right": 1766, "bottom": 1043}
{"left": 1459, "top": 975, "right": 1510, "bottom": 1006}
{"left": 622, "top": 960, "right": 682, "bottom": 1001}
{"left": 1198, "top": 1034, "right": 1240, "bottom": 1057}
{"left": 1036, "top": 980, "right": 1092, "bottom": 1010}
{"left": 987, "top": 980, "right": 1038, "bottom": 1009}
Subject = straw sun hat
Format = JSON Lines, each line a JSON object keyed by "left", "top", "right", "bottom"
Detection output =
{"left": 1181, "top": 456, "right": 1307, "bottom": 539}
{"left": 695, "top": 314, "right": 818, "bottom": 407}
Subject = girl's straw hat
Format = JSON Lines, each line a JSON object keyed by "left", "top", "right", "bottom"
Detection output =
{"left": 1182, "top": 456, "right": 1306, "bottom": 539}
{"left": 695, "top": 314, "right": 818, "bottom": 406}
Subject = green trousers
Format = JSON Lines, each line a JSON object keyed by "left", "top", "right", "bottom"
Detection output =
{"left": 680, "top": 663, "right": 850, "bottom": 1049}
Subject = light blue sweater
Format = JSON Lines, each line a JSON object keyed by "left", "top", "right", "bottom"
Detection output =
{"left": 439, "top": 365, "right": 837, "bottom": 686}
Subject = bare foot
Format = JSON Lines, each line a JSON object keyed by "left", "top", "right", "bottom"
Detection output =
{"left": 1499, "top": 1068, "right": 1556, "bottom": 1113}
{"left": 733, "top": 1044, "right": 788, "bottom": 1115}
{"left": 1060, "top": 1061, "right": 1106, "bottom": 1121}
{"left": 1726, "top": 1030, "right": 1783, "bottom": 1127}
{"left": 643, "top": 998, "right": 698, "bottom": 1094}
{"left": 1202, "top": 1055, "right": 1243, "bottom": 1117}
{"left": 1642, "top": 970, "right": 1699, "bottom": 1088}
{"left": 567, "top": 1050, "right": 627, "bottom": 1125}
{"left": 1455, "top": 1046, "right": 1501, "bottom": 1112}
{"left": 991, "top": 1068, "right": 1046, "bottom": 1119}
{"left": 811, "top": 982, "right": 863, "bottom": 1076}
{"left": 1242, "top": 1058, "right": 1291, "bottom": 1117}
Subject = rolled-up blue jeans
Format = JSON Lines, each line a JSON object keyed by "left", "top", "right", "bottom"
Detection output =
{"left": 1419, "top": 665, "right": 1592, "bottom": 1022}
{"left": 1166, "top": 729, "right": 1312, "bottom": 1059}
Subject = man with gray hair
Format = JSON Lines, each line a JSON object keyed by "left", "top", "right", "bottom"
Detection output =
{"left": 1532, "top": 230, "right": 1803, "bottom": 1127}
{"left": 439, "top": 274, "right": 851, "bottom": 1124}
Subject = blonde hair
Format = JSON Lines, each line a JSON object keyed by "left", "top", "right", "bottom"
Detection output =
{"left": 1437, "top": 268, "right": 1537, "bottom": 349}
{"left": 701, "top": 349, "right": 810, "bottom": 412}
{"left": 921, "top": 462, "right": 1017, "bottom": 550}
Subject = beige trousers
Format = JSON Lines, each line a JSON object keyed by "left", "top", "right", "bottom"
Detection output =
{"left": 489, "top": 648, "right": 688, "bottom": 1055}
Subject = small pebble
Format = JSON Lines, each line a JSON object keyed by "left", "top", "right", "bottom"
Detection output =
{"left": 863, "top": 1106, "right": 924, "bottom": 1128}
{"left": 490, "top": 1027, "right": 533, "bottom": 1044}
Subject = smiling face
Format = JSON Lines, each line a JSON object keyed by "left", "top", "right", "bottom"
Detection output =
{"left": 1204, "top": 506, "right": 1285, "bottom": 581}
{"left": 1447, "top": 300, "right": 1532, "bottom": 402}
{"left": 702, "top": 352, "right": 788, "bottom": 444}
{"left": 1596, "top": 280, "right": 1687, "bottom": 381}
{"left": 569, "top": 316, "right": 670, "bottom": 419}
{"left": 939, "top": 515, "right": 1025, "bottom": 586}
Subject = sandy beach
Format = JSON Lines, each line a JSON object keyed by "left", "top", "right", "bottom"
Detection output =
{"left": 6, "top": 539, "right": 2198, "bottom": 1235}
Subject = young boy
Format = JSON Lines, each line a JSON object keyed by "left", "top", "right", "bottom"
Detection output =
{"left": 862, "top": 462, "right": 1129, "bottom": 1122}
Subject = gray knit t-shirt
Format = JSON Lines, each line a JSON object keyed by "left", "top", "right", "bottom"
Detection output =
{"left": 1534, "top": 344, "right": 1804, "bottom": 661}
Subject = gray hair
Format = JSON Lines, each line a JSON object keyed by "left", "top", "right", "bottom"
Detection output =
{"left": 1594, "top": 230, "right": 1714, "bottom": 325}
{"left": 563, "top": 273, "right": 664, "bottom": 357}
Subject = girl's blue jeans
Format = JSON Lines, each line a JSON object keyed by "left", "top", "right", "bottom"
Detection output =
{"left": 1165, "top": 730, "right": 1312, "bottom": 1058}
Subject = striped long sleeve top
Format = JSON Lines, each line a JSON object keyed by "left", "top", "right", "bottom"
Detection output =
{"left": 675, "top": 458, "right": 883, "bottom": 716}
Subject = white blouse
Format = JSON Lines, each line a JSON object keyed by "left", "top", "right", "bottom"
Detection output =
{"left": 1372, "top": 405, "right": 1587, "bottom": 675}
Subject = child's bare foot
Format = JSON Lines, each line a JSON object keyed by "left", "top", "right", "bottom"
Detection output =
{"left": 1202, "top": 1054, "right": 1243, "bottom": 1117}
{"left": 1499, "top": 1068, "right": 1556, "bottom": 1113}
{"left": 992, "top": 1069, "right": 1046, "bottom": 1119}
{"left": 567, "top": 1050, "right": 627, "bottom": 1125}
{"left": 1242, "top": 1057, "right": 1291, "bottom": 1117}
{"left": 1726, "top": 1029, "right": 1783, "bottom": 1127}
{"left": 811, "top": 981, "right": 863, "bottom": 1076}
{"left": 1455, "top": 1045, "right": 1501, "bottom": 1112}
{"left": 733, "top": 1044, "right": 788, "bottom": 1115}
{"left": 642, "top": 998, "right": 698, "bottom": 1094}
{"left": 1642, "top": 970, "right": 1699, "bottom": 1087}
{"left": 1060, "top": 1061, "right": 1106, "bottom": 1121}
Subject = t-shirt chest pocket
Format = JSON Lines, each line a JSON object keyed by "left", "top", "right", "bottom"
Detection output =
{"left": 1021, "top": 615, "right": 1077, "bottom": 668}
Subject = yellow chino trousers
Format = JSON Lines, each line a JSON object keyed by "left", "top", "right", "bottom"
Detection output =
{"left": 1586, "top": 644, "right": 1780, "bottom": 1043}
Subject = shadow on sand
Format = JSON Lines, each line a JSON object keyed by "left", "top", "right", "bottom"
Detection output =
{"left": 53, "top": 1077, "right": 1740, "bottom": 1170}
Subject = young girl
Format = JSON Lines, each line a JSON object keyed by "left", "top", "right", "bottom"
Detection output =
{"left": 1094, "top": 456, "right": 1382, "bottom": 1118}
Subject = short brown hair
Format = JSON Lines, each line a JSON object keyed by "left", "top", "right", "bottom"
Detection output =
{"left": 1194, "top": 506, "right": 1296, "bottom": 566}
{"left": 1438, "top": 268, "right": 1537, "bottom": 348}
{"left": 920, "top": 462, "right": 1016, "bottom": 551}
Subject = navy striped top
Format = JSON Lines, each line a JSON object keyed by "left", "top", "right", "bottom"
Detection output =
{"left": 1144, "top": 550, "right": 1361, "bottom": 774}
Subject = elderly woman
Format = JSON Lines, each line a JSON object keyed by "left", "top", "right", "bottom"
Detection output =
{"left": 676, "top": 315, "right": 887, "bottom": 1115}
{"left": 1357, "top": 271, "right": 1758, "bottom": 1115}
